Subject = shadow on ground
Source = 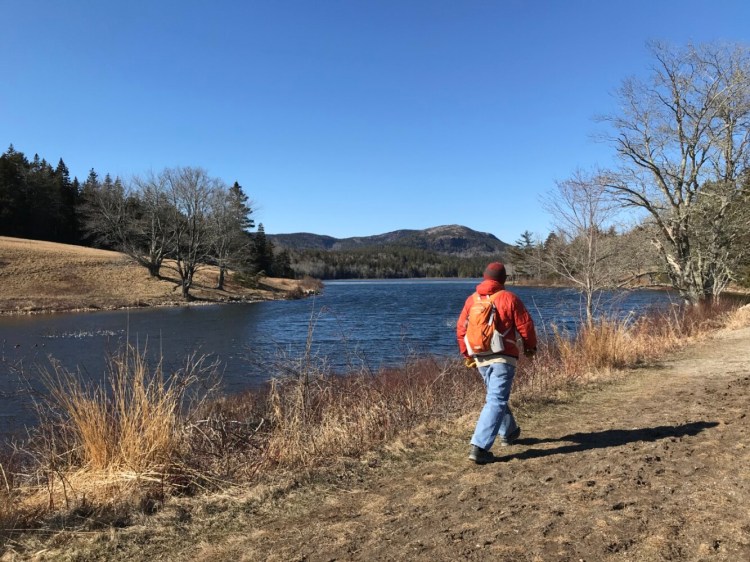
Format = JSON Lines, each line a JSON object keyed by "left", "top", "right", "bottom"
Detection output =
{"left": 491, "top": 420, "right": 719, "bottom": 463}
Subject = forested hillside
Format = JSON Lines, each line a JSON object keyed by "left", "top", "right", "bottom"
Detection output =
{"left": 269, "top": 225, "right": 509, "bottom": 279}
{"left": 270, "top": 225, "right": 508, "bottom": 256}
{"left": 0, "top": 146, "right": 81, "bottom": 244}
{"left": 286, "top": 245, "right": 504, "bottom": 279}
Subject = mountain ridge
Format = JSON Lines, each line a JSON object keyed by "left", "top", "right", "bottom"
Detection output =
{"left": 268, "top": 224, "right": 509, "bottom": 258}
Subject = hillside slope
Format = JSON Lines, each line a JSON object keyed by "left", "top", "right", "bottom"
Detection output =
{"left": 0, "top": 237, "right": 301, "bottom": 314}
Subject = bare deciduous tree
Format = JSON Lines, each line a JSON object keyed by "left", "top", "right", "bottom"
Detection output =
{"left": 162, "top": 167, "right": 218, "bottom": 299}
{"left": 601, "top": 41, "right": 750, "bottom": 304}
{"left": 80, "top": 174, "right": 137, "bottom": 254}
{"left": 128, "top": 173, "right": 175, "bottom": 278}
{"left": 82, "top": 165, "right": 258, "bottom": 298}
{"left": 82, "top": 173, "right": 174, "bottom": 278}
{"left": 543, "top": 170, "right": 621, "bottom": 326}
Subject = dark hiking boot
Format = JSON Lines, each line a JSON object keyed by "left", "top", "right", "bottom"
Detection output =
{"left": 468, "top": 445, "right": 494, "bottom": 464}
{"left": 499, "top": 426, "right": 521, "bottom": 446}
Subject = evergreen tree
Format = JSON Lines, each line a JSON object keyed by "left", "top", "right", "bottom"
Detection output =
{"left": 251, "top": 223, "right": 275, "bottom": 275}
{"left": 26, "top": 154, "right": 58, "bottom": 240}
{"left": 229, "top": 181, "right": 254, "bottom": 230}
{"left": 507, "top": 230, "right": 537, "bottom": 280}
{"left": 274, "top": 248, "right": 294, "bottom": 278}
{"left": 54, "top": 158, "right": 80, "bottom": 243}
{"left": 210, "top": 181, "right": 255, "bottom": 289}
{"left": 0, "top": 145, "right": 27, "bottom": 236}
{"left": 77, "top": 169, "right": 102, "bottom": 245}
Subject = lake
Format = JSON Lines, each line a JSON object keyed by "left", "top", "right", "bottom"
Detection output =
{"left": 0, "top": 280, "right": 678, "bottom": 434}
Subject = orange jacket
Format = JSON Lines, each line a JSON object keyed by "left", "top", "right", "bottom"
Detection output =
{"left": 456, "top": 279, "right": 537, "bottom": 359}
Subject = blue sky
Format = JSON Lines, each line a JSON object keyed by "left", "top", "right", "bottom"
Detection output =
{"left": 3, "top": 1, "right": 750, "bottom": 243}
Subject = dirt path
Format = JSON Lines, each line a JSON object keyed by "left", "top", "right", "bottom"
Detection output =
{"left": 230, "top": 327, "right": 750, "bottom": 562}
{"left": 20, "top": 326, "right": 750, "bottom": 562}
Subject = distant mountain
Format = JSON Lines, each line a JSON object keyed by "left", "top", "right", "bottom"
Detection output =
{"left": 269, "top": 225, "right": 509, "bottom": 258}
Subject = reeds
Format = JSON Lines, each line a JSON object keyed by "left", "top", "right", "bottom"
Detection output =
{"left": 218, "top": 299, "right": 749, "bottom": 472}
{"left": 515, "top": 298, "right": 748, "bottom": 400}
{"left": 0, "top": 450, "right": 27, "bottom": 547}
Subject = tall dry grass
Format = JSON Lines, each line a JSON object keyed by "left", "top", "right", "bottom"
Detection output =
{"left": 185, "top": 311, "right": 479, "bottom": 473}
{"left": 35, "top": 345, "right": 216, "bottom": 473}
{"left": 514, "top": 299, "right": 747, "bottom": 400}
{"left": 153, "top": 298, "right": 750, "bottom": 477}
{"left": 206, "top": 299, "right": 749, "bottom": 474}
{"left": 0, "top": 344, "right": 220, "bottom": 542}
{"left": 265, "top": 302, "right": 477, "bottom": 466}
{"left": 263, "top": 356, "right": 476, "bottom": 466}
{"left": 0, "top": 450, "right": 26, "bottom": 547}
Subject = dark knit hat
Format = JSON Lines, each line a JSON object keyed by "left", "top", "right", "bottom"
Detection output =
{"left": 483, "top": 262, "right": 507, "bottom": 283}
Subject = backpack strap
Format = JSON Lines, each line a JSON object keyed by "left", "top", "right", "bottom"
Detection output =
{"left": 489, "top": 290, "right": 514, "bottom": 339}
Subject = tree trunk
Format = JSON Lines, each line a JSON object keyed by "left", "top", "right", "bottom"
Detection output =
{"left": 216, "top": 265, "right": 226, "bottom": 290}
{"left": 181, "top": 275, "right": 193, "bottom": 300}
{"left": 585, "top": 291, "right": 594, "bottom": 328}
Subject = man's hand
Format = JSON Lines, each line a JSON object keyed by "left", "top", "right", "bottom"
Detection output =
{"left": 463, "top": 356, "right": 477, "bottom": 369}
{"left": 524, "top": 347, "right": 537, "bottom": 358}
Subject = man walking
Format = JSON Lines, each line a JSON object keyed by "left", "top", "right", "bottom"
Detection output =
{"left": 457, "top": 262, "right": 537, "bottom": 464}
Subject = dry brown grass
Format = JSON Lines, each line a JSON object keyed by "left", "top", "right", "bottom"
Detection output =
{"left": 0, "top": 345, "right": 219, "bottom": 542}
{"left": 263, "top": 357, "right": 476, "bottom": 467}
{"left": 189, "top": 298, "right": 748, "bottom": 476}
{"left": 0, "top": 457, "right": 25, "bottom": 545}
{"left": 0, "top": 236, "right": 303, "bottom": 314}
{"left": 37, "top": 346, "right": 213, "bottom": 472}
{"left": 514, "top": 298, "right": 746, "bottom": 402}
{"left": 180, "top": 343, "right": 478, "bottom": 478}
{"left": 723, "top": 302, "right": 750, "bottom": 330}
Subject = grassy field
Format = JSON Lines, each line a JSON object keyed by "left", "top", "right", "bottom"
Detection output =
{"left": 0, "top": 236, "right": 311, "bottom": 314}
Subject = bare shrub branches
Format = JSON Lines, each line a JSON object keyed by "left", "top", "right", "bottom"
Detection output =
{"left": 543, "top": 169, "right": 623, "bottom": 325}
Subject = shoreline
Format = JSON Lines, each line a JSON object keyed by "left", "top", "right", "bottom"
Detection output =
{"left": 0, "top": 291, "right": 286, "bottom": 317}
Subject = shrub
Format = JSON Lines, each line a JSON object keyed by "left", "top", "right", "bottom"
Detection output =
{"left": 35, "top": 345, "right": 214, "bottom": 473}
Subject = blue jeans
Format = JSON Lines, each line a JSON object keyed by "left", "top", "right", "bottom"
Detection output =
{"left": 471, "top": 362, "right": 518, "bottom": 451}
